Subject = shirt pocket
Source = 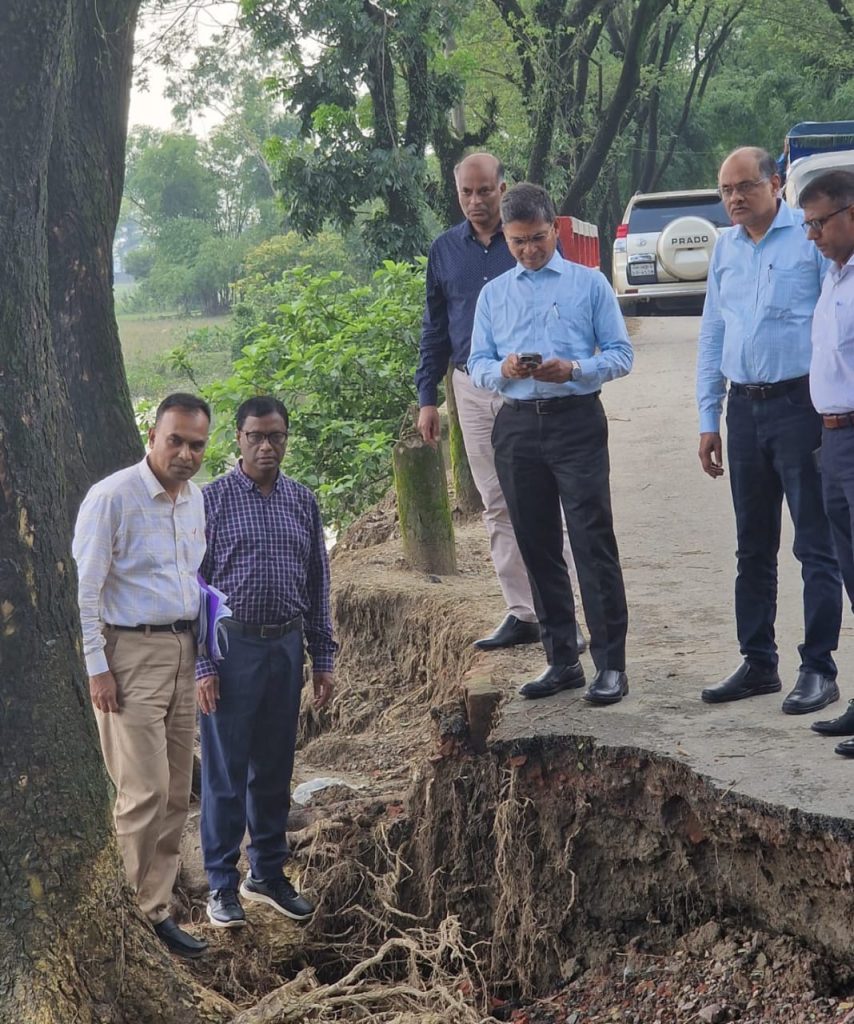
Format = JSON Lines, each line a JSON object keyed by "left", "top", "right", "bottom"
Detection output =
{"left": 766, "top": 265, "right": 818, "bottom": 320}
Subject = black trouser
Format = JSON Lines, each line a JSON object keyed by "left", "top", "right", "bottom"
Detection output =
{"left": 492, "top": 393, "right": 628, "bottom": 671}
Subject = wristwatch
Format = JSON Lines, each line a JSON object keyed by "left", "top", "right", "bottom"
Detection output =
{"left": 570, "top": 361, "right": 583, "bottom": 382}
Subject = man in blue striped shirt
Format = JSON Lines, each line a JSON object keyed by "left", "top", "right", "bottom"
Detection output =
{"left": 696, "top": 146, "right": 842, "bottom": 714}
{"left": 196, "top": 395, "right": 336, "bottom": 928}
{"left": 469, "top": 183, "right": 633, "bottom": 704}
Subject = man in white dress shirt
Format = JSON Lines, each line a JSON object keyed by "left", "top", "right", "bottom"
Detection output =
{"left": 799, "top": 172, "right": 854, "bottom": 754}
{"left": 72, "top": 393, "right": 210, "bottom": 957}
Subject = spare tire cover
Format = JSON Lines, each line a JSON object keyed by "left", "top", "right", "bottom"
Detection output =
{"left": 656, "top": 216, "right": 719, "bottom": 281}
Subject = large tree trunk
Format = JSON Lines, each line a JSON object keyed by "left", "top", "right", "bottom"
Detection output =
{"left": 47, "top": 0, "right": 143, "bottom": 511}
{"left": 0, "top": 2, "right": 225, "bottom": 1020}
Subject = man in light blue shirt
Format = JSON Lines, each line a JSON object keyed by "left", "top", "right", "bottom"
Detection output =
{"left": 469, "top": 182, "right": 633, "bottom": 705}
{"left": 696, "top": 146, "right": 842, "bottom": 715}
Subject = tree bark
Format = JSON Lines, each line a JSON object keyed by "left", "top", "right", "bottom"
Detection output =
{"left": 559, "top": 0, "right": 670, "bottom": 215}
{"left": 0, "top": 1, "right": 225, "bottom": 1019}
{"left": 393, "top": 434, "right": 457, "bottom": 575}
{"left": 47, "top": 0, "right": 144, "bottom": 511}
{"left": 444, "top": 370, "right": 482, "bottom": 515}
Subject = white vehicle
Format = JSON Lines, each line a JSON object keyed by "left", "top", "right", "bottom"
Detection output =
{"left": 612, "top": 189, "right": 730, "bottom": 315}
{"left": 784, "top": 149, "right": 854, "bottom": 207}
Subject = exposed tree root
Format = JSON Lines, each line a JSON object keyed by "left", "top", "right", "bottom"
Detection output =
{"left": 229, "top": 917, "right": 489, "bottom": 1024}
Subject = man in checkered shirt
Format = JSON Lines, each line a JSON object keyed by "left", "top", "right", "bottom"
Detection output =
{"left": 196, "top": 395, "right": 336, "bottom": 928}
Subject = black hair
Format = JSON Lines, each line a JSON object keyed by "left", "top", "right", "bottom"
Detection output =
{"left": 236, "top": 395, "right": 289, "bottom": 431}
{"left": 154, "top": 392, "right": 211, "bottom": 424}
{"left": 500, "top": 182, "right": 556, "bottom": 225}
{"left": 800, "top": 170, "right": 854, "bottom": 209}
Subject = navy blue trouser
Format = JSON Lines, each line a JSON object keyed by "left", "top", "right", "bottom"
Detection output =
{"left": 726, "top": 382, "right": 842, "bottom": 677}
{"left": 821, "top": 427, "right": 854, "bottom": 612}
{"left": 200, "top": 628, "right": 304, "bottom": 891}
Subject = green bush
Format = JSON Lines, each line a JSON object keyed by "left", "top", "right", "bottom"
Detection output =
{"left": 184, "top": 260, "right": 425, "bottom": 528}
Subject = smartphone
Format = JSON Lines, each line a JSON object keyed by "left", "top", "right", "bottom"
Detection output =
{"left": 518, "top": 352, "right": 543, "bottom": 369}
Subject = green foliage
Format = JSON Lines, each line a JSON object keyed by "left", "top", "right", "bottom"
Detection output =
{"left": 243, "top": 0, "right": 461, "bottom": 259}
{"left": 189, "top": 260, "right": 425, "bottom": 527}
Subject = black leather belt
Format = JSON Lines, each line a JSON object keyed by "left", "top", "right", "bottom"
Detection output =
{"left": 453, "top": 363, "right": 469, "bottom": 374}
{"left": 503, "top": 392, "right": 600, "bottom": 414}
{"left": 224, "top": 616, "right": 302, "bottom": 639}
{"left": 107, "top": 620, "right": 193, "bottom": 633}
{"left": 730, "top": 376, "right": 808, "bottom": 400}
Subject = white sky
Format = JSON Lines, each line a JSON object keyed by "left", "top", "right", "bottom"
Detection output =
{"left": 129, "top": 1, "right": 240, "bottom": 132}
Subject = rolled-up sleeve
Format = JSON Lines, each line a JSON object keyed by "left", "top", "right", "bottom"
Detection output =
{"left": 72, "top": 489, "right": 116, "bottom": 676}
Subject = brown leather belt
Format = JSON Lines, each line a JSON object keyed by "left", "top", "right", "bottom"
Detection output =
{"left": 822, "top": 412, "right": 854, "bottom": 430}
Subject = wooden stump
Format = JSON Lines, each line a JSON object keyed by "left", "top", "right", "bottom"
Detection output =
{"left": 444, "top": 368, "right": 482, "bottom": 515}
{"left": 392, "top": 433, "right": 457, "bottom": 575}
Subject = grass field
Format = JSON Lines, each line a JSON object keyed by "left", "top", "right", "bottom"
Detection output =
{"left": 117, "top": 310, "right": 233, "bottom": 403}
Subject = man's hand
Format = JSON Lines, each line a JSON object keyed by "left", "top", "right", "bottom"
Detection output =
{"left": 312, "top": 671, "right": 334, "bottom": 710}
{"left": 90, "top": 671, "right": 120, "bottom": 714}
{"left": 196, "top": 675, "right": 220, "bottom": 715}
{"left": 417, "top": 406, "right": 441, "bottom": 448}
{"left": 699, "top": 432, "right": 724, "bottom": 478}
{"left": 501, "top": 354, "right": 537, "bottom": 379}
{"left": 532, "top": 358, "right": 573, "bottom": 383}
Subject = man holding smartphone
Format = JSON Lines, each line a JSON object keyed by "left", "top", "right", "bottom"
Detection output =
{"left": 469, "top": 184, "right": 633, "bottom": 702}
{"left": 415, "top": 153, "right": 583, "bottom": 653}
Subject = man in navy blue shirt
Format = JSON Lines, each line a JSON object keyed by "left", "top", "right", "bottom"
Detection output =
{"left": 415, "top": 152, "right": 581, "bottom": 652}
{"left": 196, "top": 396, "right": 336, "bottom": 929}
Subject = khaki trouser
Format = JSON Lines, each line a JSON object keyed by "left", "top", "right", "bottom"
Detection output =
{"left": 452, "top": 368, "right": 579, "bottom": 621}
{"left": 96, "top": 627, "right": 196, "bottom": 923}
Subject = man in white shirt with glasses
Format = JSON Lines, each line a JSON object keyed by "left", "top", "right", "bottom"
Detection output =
{"left": 798, "top": 171, "right": 854, "bottom": 753}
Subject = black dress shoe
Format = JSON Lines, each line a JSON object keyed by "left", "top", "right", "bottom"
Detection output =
{"left": 583, "top": 669, "right": 628, "bottom": 705}
{"left": 153, "top": 916, "right": 209, "bottom": 959}
{"left": 835, "top": 738, "right": 854, "bottom": 758}
{"left": 781, "top": 671, "right": 839, "bottom": 715}
{"left": 701, "top": 662, "right": 781, "bottom": 704}
{"left": 474, "top": 614, "right": 540, "bottom": 650}
{"left": 518, "top": 663, "right": 585, "bottom": 699}
{"left": 812, "top": 699, "right": 854, "bottom": 735}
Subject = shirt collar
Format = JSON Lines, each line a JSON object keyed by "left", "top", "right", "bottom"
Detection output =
{"left": 234, "top": 459, "right": 283, "bottom": 493}
{"left": 513, "top": 248, "right": 565, "bottom": 278}
{"left": 463, "top": 219, "right": 504, "bottom": 244}
{"left": 734, "top": 199, "right": 798, "bottom": 243}
{"left": 831, "top": 249, "right": 854, "bottom": 280}
{"left": 138, "top": 455, "right": 192, "bottom": 504}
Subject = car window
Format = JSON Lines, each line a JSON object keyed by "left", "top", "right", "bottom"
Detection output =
{"left": 628, "top": 197, "right": 730, "bottom": 233}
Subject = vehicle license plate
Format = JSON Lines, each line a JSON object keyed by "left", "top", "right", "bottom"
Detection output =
{"left": 630, "top": 263, "right": 655, "bottom": 277}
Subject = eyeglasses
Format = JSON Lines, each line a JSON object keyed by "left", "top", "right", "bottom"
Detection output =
{"left": 717, "top": 178, "right": 768, "bottom": 199}
{"left": 241, "top": 430, "right": 288, "bottom": 446}
{"left": 802, "top": 205, "right": 852, "bottom": 234}
{"left": 507, "top": 229, "right": 553, "bottom": 247}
